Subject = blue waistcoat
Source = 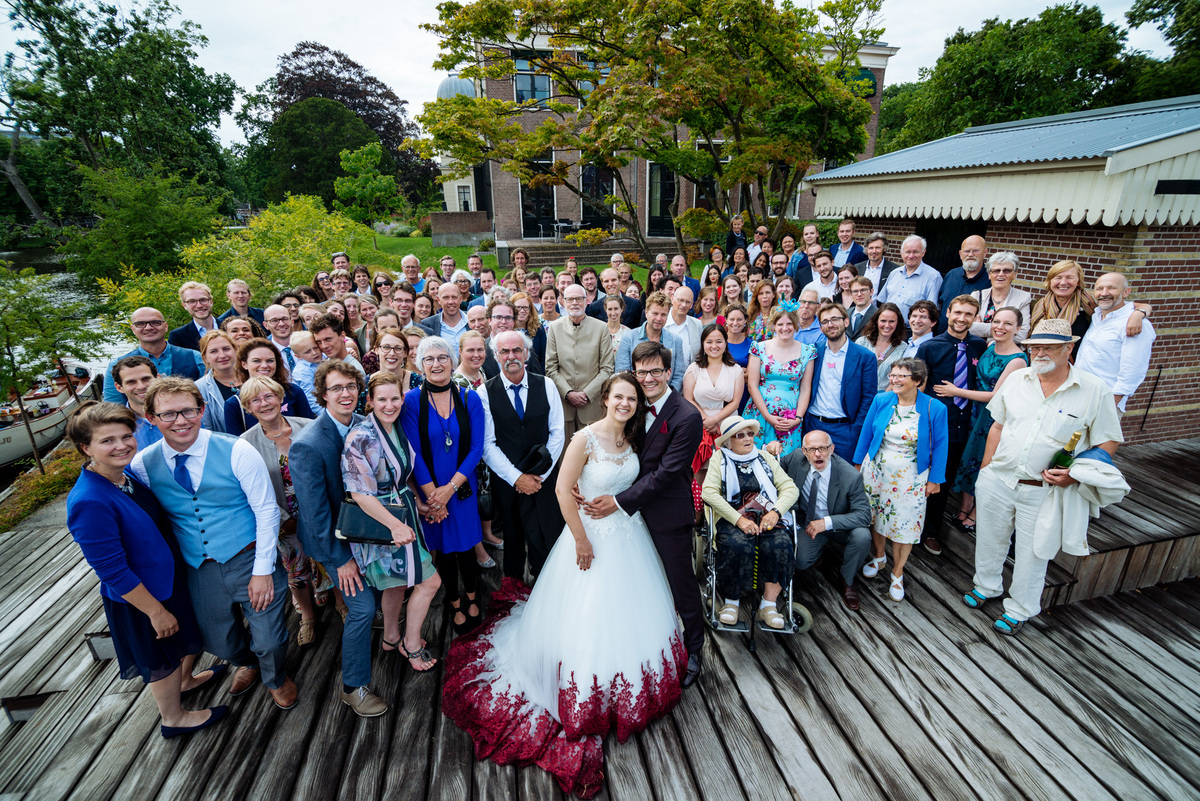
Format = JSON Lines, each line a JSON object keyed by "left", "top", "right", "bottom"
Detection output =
{"left": 142, "top": 433, "right": 256, "bottom": 568}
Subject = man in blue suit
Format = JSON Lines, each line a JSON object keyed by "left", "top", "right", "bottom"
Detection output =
{"left": 669, "top": 254, "right": 701, "bottom": 298}
{"left": 290, "top": 360, "right": 387, "bottom": 718}
{"left": 103, "top": 307, "right": 204, "bottom": 403}
{"left": 802, "top": 302, "right": 876, "bottom": 461}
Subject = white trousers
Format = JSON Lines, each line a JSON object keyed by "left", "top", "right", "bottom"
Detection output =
{"left": 972, "top": 467, "right": 1052, "bottom": 622}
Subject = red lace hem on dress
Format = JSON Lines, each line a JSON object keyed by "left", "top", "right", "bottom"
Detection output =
{"left": 442, "top": 577, "right": 687, "bottom": 798}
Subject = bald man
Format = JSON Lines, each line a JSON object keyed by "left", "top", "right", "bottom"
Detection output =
{"left": 937, "top": 235, "right": 991, "bottom": 330}
{"left": 1075, "top": 272, "right": 1156, "bottom": 412}
{"left": 586, "top": 267, "right": 643, "bottom": 327}
{"left": 103, "top": 307, "right": 205, "bottom": 403}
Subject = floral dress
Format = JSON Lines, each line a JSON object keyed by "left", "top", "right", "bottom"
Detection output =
{"left": 278, "top": 455, "right": 334, "bottom": 593}
{"left": 953, "top": 347, "right": 1028, "bottom": 494}
{"left": 743, "top": 340, "right": 816, "bottom": 459}
{"left": 341, "top": 419, "right": 435, "bottom": 590}
{"left": 861, "top": 404, "right": 927, "bottom": 544}
{"left": 748, "top": 311, "right": 773, "bottom": 341}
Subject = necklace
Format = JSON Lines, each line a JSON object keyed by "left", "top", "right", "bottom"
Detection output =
{"left": 431, "top": 395, "right": 453, "bottom": 452}
{"left": 263, "top": 421, "right": 291, "bottom": 440}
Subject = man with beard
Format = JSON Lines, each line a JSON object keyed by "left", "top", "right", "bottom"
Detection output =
{"left": 916, "top": 295, "right": 987, "bottom": 556}
{"left": 937, "top": 235, "right": 991, "bottom": 331}
{"left": 483, "top": 298, "right": 544, "bottom": 377}
{"left": 479, "top": 330, "right": 565, "bottom": 581}
{"left": 965, "top": 319, "right": 1122, "bottom": 635}
{"left": 545, "top": 284, "right": 614, "bottom": 437}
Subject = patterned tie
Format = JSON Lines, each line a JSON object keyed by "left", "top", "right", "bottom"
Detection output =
{"left": 805, "top": 472, "right": 820, "bottom": 525}
{"left": 173, "top": 454, "right": 194, "bottom": 494}
{"left": 510, "top": 383, "right": 525, "bottom": 420}
{"left": 953, "top": 342, "right": 969, "bottom": 409}
{"left": 283, "top": 347, "right": 296, "bottom": 371}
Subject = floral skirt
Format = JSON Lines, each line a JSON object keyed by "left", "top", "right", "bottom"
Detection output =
{"left": 861, "top": 450, "right": 929, "bottom": 544}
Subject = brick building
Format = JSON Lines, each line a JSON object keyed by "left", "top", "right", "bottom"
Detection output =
{"left": 433, "top": 40, "right": 898, "bottom": 255}
{"left": 806, "top": 95, "right": 1200, "bottom": 444}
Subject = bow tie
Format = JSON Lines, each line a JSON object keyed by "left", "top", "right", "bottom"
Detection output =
{"left": 649, "top": 407, "right": 658, "bottom": 418}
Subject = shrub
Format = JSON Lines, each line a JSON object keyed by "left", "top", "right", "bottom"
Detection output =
{"left": 478, "top": 238, "right": 495, "bottom": 251}
{"left": 0, "top": 448, "right": 84, "bottom": 532}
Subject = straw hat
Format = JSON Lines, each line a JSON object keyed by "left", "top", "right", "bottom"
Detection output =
{"left": 1023, "top": 318, "right": 1080, "bottom": 346}
{"left": 714, "top": 415, "right": 760, "bottom": 449}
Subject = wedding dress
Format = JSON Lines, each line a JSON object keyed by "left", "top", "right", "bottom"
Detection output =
{"left": 443, "top": 428, "right": 686, "bottom": 798}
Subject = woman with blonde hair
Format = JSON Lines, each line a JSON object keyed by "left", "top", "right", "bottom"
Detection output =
{"left": 1030, "top": 259, "right": 1148, "bottom": 355}
{"left": 195, "top": 330, "right": 240, "bottom": 433}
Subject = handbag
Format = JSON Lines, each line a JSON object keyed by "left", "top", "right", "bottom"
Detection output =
{"left": 477, "top": 465, "right": 494, "bottom": 519}
{"left": 335, "top": 496, "right": 408, "bottom": 545}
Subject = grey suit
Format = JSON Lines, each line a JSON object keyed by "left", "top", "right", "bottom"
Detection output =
{"left": 291, "top": 409, "right": 377, "bottom": 688}
{"left": 781, "top": 451, "right": 872, "bottom": 586}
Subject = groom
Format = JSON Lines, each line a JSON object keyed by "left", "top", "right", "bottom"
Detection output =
{"left": 583, "top": 341, "right": 706, "bottom": 687}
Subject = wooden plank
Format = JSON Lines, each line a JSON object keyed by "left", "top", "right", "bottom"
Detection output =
{"left": 636, "top": 717, "right": 701, "bottom": 801}
{"left": 64, "top": 685, "right": 159, "bottom": 801}
{"left": 1160, "top": 536, "right": 1200, "bottom": 584}
{"left": 1140, "top": 585, "right": 1200, "bottom": 630}
{"left": 424, "top": 668, "right": 474, "bottom": 801}
{"left": 1119, "top": 544, "right": 1155, "bottom": 592}
{"left": 473, "top": 752, "right": 517, "bottom": 801}
{"left": 0, "top": 547, "right": 90, "bottom": 635}
{"left": 0, "top": 581, "right": 106, "bottom": 699}
{"left": 516, "top": 763, "right": 562, "bottom": 801}
{"left": 1137, "top": 540, "right": 1178, "bottom": 588}
{"left": 0, "top": 528, "right": 74, "bottom": 600}
{"left": 1072, "top": 603, "right": 1200, "bottom": 704}
{"left": 338, "top": 631, "right": 401, "bottom": 801}
{"left": 707, "top": 630, "right": 843, "bottom": 801}
{"left": 1086, "top": 548, "right": 1131, "bottom": 599}
{"left": 602, "top": 731, "right": 652, "bottom": 801}
{"left": 22, "top": 690, "right": 139, "bottom": 801}
{"left": 802, "top": 575, "right": 1072, "bottom": 801}
{"left": 1093, "top": 594, "right": 1200, "bottom": 659}
{"left": 904, "top": 558, "right": 1200, "bottom": 799}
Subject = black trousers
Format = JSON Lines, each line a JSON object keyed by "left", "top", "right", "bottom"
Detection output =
{"left": 651, "top": 524, "right": 706, "bottom": 657}
{"left": 922, "top": 439, "right": 967, "bottom": 543}
{"left": 497, "top": 485, "right": 560, "bottom": 582}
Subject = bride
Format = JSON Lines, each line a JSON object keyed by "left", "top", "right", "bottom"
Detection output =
{"left": 442, "top": 372, "right": 686, "bottom": 798}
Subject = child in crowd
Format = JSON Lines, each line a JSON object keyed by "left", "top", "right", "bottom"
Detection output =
{"left": 289, "top": 331, "right": 323, "bottom": 410}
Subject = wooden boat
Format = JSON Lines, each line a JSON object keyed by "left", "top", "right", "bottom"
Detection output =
{"left": 0, "top": 362, "right": 99, "bottom": 466}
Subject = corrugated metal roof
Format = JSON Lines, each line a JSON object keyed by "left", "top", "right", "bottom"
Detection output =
{"left": 810, "top": 94, "right": 1200, "bottom": 181}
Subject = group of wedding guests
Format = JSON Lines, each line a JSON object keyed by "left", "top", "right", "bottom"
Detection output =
{"left": 65, "top": 230, "right": 1151, "bottom": 785}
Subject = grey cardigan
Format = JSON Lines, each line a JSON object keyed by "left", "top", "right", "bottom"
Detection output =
{"left": 240, "top": 415, "right": 315, "bottom": 522}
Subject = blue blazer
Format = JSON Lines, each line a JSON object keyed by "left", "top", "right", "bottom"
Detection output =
{"left": 853, "top": 392, "right": 949, "bottom": 483}
{"left": 66, "top": 469, "right": 176, "bottom": 602}
{"left": 291, "top": 410, "right": 364, "bottom": 568}
{"left": 806, "top": 340, "right": 876, "bottom": 434}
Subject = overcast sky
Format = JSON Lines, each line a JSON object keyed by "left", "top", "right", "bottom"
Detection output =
{"left": 1, "top": 0, "right": 1172, "bottom": 145}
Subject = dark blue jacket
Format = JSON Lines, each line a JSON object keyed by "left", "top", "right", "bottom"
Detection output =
{"left": 916, "top": 332, "right": 987, "bottom": 442}
{"left": 291, "top": 410, "right": 364, "bottom": 568}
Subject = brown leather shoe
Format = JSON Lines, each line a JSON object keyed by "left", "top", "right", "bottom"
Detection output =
{"left": 228, "top": 666, "right": 260, "bottom": 696}
{"left": 269, "top": 677, "right": 298, "bottom": 710}
{"left": 923, "top": 535, "right": 943, "bottom": 556}
{"left": 842, "top": 582, "right": 861, "bottom": 611}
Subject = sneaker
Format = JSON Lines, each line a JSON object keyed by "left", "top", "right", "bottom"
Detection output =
{"left": 341, "top": 686, "right": 388, "bottom": 717}
{"left": 923, "top": 536, "right": 943, "bottom": 556}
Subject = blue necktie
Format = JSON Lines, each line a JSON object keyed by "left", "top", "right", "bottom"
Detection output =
{"left": 283, "top": 347, "right": 296, "bottom": 371}
{"left": 510, "top": 384, "right": 525, "bottom": 420}
{"left": 952, "top": 342, "right": 969, "bottom": 409}
{"left": 173, "top": 454, "right": 195, "bottom": 494}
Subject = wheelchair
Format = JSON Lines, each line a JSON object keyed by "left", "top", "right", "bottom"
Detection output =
{"left": 694, "top": 504, "right": 813, "bottom": 641}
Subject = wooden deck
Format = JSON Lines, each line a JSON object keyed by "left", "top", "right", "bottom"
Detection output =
{"left": 938, "top": 437, "right": 1200, "bottom": 608}
{"left": 3, "top": 512, "right": 1200, "bottom": 800}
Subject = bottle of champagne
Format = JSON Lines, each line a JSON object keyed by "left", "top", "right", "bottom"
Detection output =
{"left": 1049, "top": 430, "right": 1083, "bottom": 469}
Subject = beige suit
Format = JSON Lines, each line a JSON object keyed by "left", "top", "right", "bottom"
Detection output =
{"left": 545, "top": 315, "right": 615, "bottom": 437}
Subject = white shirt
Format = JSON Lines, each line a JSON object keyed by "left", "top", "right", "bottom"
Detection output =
{"left": 803, "top": 275, "right": 838, "bottom": 301}
{"left": 645, "top": 388, "right": 673, "bottom": 431}
{"left": 801, "top": 462, "right": 834, "bottom": 530}
{"left": 130, "top": 429, "right": 280, "bottom": 575}
{"left": 810, "top": 343, "right": 848, "bottom": 419}
{"left": 663, "top": 315, "right": 702, "bottom": 363}
{"left": 1074, "top": 303, "right": 1155, "bottom": 411}
{"left": 478, "top": 372, "right": 566, "bottom": 485}
{"left": 904, "top": 331, "right": 934, "bottom": 358}
{"left": 985, "top": 366, "right": 1124, "bottom": 488}
{"left": 747, "top": 243, "right": 763, "bottom": 265}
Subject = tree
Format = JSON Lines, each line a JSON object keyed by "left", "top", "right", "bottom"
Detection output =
{"left": 334, "top": 142, "right": 405, "bottom": 249}
{"left": 0, "top": 268, "right": 114, "bottom": 472}
{"left": 1127, "top": 0, "right": 1200, "bottom": 97}
{"left": 2, "top": 0, "right": 238, "bottom": 211}
{"left": 263, "top": 97, "right": 378, "bottom": 209}
{"left": 887, "top": 4, "right": 1143, "bottom": 151}
{"left": 416, "top": 0, "right": 881, "bottom": 257}
{"left": 99, "top": 194, "right": 375, "bottom": 327}
{"left": 874, "top": 82, "right": 921, "bottom": 155}
{"left": 58, "top": 164, "right": 224, "bottom": 282}
{"left": 236, "top": 43, "right": 439, "bottom": 204}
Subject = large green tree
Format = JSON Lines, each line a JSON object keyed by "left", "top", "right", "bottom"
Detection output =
{"left": 334, "top": 142, "right": 405, "bottom": 248}
{"left": 416, "top": 0, "right": 881, "bottom": 256}
{"left": 1127, "top": 0, "right": 1200, "bottom": 97}
{"left": 884, "top": 4, "right": 1154, "bottom": 151}
{"left": 2, "top": 0, "right": 238, "bottom": 224}
{"left": 264, "top": 97, "right": 378, "bottom": 209}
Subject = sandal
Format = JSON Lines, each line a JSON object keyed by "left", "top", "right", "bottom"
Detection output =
{"left": 862, "top": 555, "right": 886, "bottom": 579}
{"left": 335, "top": 601, "right": 349, "bottom": 623}
{"left": 477, "top": 556, "right": 497, "bottom": 569}
{"left": 402, "top": 638, "right": 437, "bottom": 671}
{"left": 961, "top": 516, "right": 977, "bottom": 534}
{"left": 994, "top": 614, "right": 1024, "bottom": 636}
{"left": 889, "top": 573, "right": 905, "bottom": 603}
{"left": 718, "top": 602, "right": 739, "bottom": 625}
{"left": 758, "top": 605, "right": 786, "bottom": 629}
{"left": 380, "top": 637, "right": 400, "bottom": 654}
{"left": 963, "top": 589, "right": 990, "bottom": 609}
{"left": 297, "top": 619, "right": 317, "bottom": 647}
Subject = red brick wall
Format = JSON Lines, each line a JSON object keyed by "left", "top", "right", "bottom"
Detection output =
{"left": 853, "top": 217, "right": 1200, "bottom": 445}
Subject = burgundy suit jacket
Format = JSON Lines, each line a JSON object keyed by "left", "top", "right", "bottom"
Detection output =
{"left": 616, "top": 391, "right": 703, "bottom": 534}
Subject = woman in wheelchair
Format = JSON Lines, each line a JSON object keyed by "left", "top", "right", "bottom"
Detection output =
{"left": 702, "top": 416, "right": 799, "bottom": 629}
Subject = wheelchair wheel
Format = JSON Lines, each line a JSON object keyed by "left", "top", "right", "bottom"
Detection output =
{"left": 791, "top": 602, "right": 814, "bottom": 634}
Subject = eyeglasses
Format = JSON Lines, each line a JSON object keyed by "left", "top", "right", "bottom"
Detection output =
{"left": 376, "top": 280, "right": 393, "bottom": 287}
{"left": 153, "top": 407, "right": 202, "bottom": 422}
{"left": 317, "top": 275, "right": 332, "bottom": 284}
{"left": 182, "top": 298, "right": 211, "bottom": 306}
{"left": 325, "top": 383, "right": 358, "bottom": 395}
{"left": 131, "top": 319, "right": 166, "bottom": 328}
{"left": 377, "top": 344, "right": 405, "bottom": 354}
{"left": 799, "top": 300, "right": 819, "bottom": 307}
{"left": 634, "top": 368, "right": 666, "bottom": 378}
{"left": 281, "top": 302, "right": 300, "bottom": 310}
{"left": 802, "top": 445, "right": 832, "bottom": 454}
{"left": 731, "top": 430, "right": 755, "bottom": 440}
{"left": 563, "top": 296, "right": 586, "bottom": 303}
{"left": 888, "top": 373, "right": 912, "bottom": 381}
{"left": 990, "top": 268, "right": 1014, "bottom": 275}
{"left": 264, "top": 316, "right": 290, "bottom": 325}
{"left": 490, "top": 314, "right": 514, "bottom": 322}
{"left": 422, "top": 354, "right": 452, "bottom": 365}
{"left": 246, "top": 394, "right": 280, "bottom": 408}
{"left": 820, "top": 317, "right": 846, "bottom": 326}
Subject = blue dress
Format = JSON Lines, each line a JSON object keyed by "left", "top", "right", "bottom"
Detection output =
{"left": 743, "top": 340, "right": 816, "bottom": 458}
{"left": 401, "top": 385, "right": 485, "bottom": 554}
{"left": 727, "top": 336, "right": 753, "bottom": 413}
{"left": 953, "top": 347, "right": 1028, "bottom": 494}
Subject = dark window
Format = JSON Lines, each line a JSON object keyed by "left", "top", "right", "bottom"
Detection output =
{"left": 522, "top": 154, "right": 556, "bottom": 238}
{"left": 514, "top": 52, "right": 551, "bottom": 104}
{"left": 647, "top": 163, "right": 675, "bottom": 238}
{"left": 581, "top": 163, "right": 614, "bottom": 228}
{"left": 457, "top": 186, "right": 471, "bottom": 212}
